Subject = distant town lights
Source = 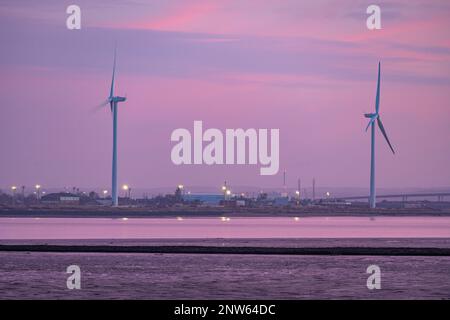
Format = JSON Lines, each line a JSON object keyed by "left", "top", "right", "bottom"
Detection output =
{"left": 122, "top": 184, "right": 129, "bottom": 191}
{"left": 103, "top": 190, "right": 108, "bottom": 195}
{"left": 11, "top": 186, "right": 17, "bottom": 191}
{"left": 178, "top": 184, "right": 184, "bottom": 189}
{"left": 35, "top": 184, "right": 41, "bottom": 190}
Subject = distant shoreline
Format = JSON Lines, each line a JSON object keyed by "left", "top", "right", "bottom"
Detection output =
{"left": 0, "top": 206, "right": 449, "bottom": 218}
{"left": 1, "top": 244, "right": 449, "bottom": 256}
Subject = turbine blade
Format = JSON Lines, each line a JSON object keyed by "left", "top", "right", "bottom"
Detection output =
{"left": 375, "top": 62, "right": 380, "bottom": 114}
{"left": 110, "top": 47, "right": 116, "bottom": 99}
{"left": 90, "top": 100, "right": 109, "bottom": 113}
{"left": 365, "top": 117, "right": 376, "bottom": 132}
{"left": 377, "top": 117, "right": 395, "bottom": 154}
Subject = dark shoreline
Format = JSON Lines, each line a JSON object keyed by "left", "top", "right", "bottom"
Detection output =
{"left": 1, "top": 244, "right": 450, "bottom": 256}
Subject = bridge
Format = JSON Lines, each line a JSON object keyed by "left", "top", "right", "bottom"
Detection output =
{"left": 334, "top": 192, "right": 450, "bottom": 202}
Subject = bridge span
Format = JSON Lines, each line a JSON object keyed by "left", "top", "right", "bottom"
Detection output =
{"left": 335, "top": 192, "right": 450, "bottom": 202}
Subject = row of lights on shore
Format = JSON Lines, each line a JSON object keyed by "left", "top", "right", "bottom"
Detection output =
{"left": 294, "top": 190, "right": 331, "bottom": 198}
{"left": 16, "top": 182, "right": 305, "bottom": 224}
{"left": 10, "top": 184, "right": 41, "bottom": 191}
{"left": 221, "top": 185, "right": 232, "bottom": 197}
{"left": 101, "top": 185, "right": 133, "bottom": 197}
{"left": 10, "top": 185, "right": 45, "bottom": 197}
{"left": 8, "top": 183, "right": 172, "bottom": 199}
{"left": 8, "top": 183, "right": 332, "bottom": 200}
{"left": 8, "top": 184, "right": 132, "bottom": 198}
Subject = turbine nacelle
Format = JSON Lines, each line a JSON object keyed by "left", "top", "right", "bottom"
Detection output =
{"left": 364, "top": 113, "right": 378, "bottom": 132}
{"left": 110, "top": 96, "right": 126, "bottom": 103}
{"left": 364, "top": 113, "right": 378, "bottom": 119}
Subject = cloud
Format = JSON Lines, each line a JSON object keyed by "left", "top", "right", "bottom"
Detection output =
{"left": 1, "top": 0, "right": 450, "bottom": 188}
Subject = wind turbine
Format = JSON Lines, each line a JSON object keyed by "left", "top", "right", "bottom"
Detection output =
{"left": 99, "top": 49, "right": 126, "bottom": 206}
{"left": 364, "top": 62, "right": 395, "bottom": 208}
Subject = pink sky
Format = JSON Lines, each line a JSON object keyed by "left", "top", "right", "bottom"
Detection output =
{"left": 0, "top": 0, "right": 449, "bottom": 193}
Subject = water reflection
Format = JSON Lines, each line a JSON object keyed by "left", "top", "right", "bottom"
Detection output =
{"left": 0, "top": 216, "right": 449, "bottom": 239}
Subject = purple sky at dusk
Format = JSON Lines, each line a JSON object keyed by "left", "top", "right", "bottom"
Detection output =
{"left": 0, "top": 0, "right": 449, "bottom": 193}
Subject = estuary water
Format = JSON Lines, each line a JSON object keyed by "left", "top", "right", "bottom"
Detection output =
{"left": 1, "top": 216, "right": 450, "bottom": 239}
{"left": 0, "top": 252, "right": 449, "bottom": 299}
{"left": 1, "top": 217, "right": 449, "bottom": 299}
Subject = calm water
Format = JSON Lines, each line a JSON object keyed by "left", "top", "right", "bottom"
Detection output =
{"left": 0, "top": 252, "right": 449, "bottom": 299}
{"left": 1, "top": 216, "right": 450, "bottom": 239}
{"left": 1, "top": 217, "right": 449, "bottom": 299}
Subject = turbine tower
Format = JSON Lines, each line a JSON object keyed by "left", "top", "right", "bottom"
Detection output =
{"left": 365, "top": 62, "right": 395, "bottom": 208}
{"left": 99, "top": 49, "right": 126, "bottom": 206}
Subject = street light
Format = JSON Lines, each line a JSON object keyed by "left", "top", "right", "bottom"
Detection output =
{"left": 221, "top": 185, "right": 228, "bottom": 200}
{"left": 103, "top": 190, "right": 108, "bottom": 197}
{"left": 177, "top": 184, "right": 185, "bottom": 197}
{"left": 11, "top": 186, "right": 17, "bottom": 205}
{"left": 122, "top": 184, "right": 131, "bottom": 199}
{"left": 35, "top": 184, "right": 41, "bottom": 200}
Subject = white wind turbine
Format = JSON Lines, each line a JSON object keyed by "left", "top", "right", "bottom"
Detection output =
{"left": 365, "top": 62, "right": 395, "bottom": 208}
{"left": 98, "top": 49, "right": 127, "bottom": 206}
